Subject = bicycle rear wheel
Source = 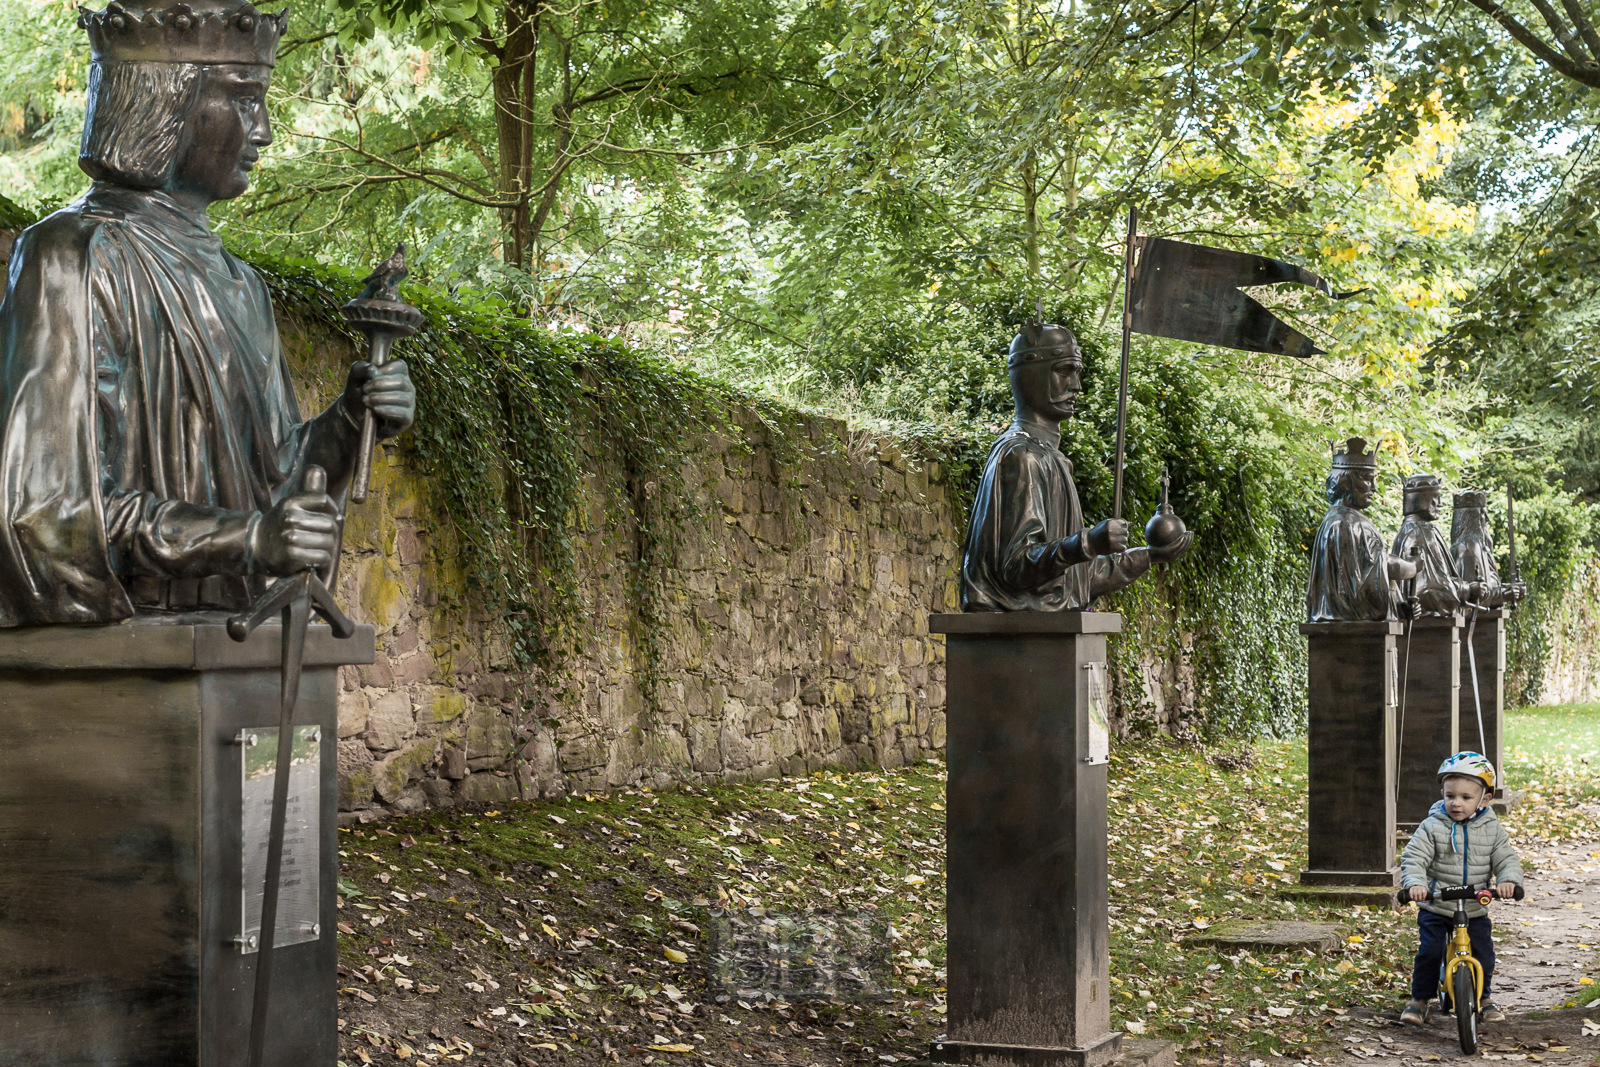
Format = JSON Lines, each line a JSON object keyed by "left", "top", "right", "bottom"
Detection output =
{"left": 1454, "top": 965, "right": 1478, "bottom": 1054}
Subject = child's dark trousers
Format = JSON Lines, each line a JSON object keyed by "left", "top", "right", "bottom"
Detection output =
{"left": 1411, "top": 910, "right": 1495, "bottom": 1001}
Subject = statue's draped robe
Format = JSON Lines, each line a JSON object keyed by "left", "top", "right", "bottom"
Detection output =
{"left": 0, "top": 185, "right": 326, "bottom": 626}
{"left": 960, "top": 423, "right": 1142, "bottom": 612}
{"left": 1393, "top": 516, "right": 1467, "bottom": 616}
{"left": 1306, "top": 502, "right": 1396, "bottom": 622}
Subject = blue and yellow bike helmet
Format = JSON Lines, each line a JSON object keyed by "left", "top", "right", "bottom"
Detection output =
{"left": 1437, "top": 751, "right": 1496, "bottom": 792}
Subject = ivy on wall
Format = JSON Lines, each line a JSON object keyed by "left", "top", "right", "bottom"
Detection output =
{"left": 259, "top": 256, "right": 735, "bottom": 706}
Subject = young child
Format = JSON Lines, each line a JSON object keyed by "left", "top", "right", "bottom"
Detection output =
{"left": 1398, "top": 751, "right": 1524, "bottom": 1026}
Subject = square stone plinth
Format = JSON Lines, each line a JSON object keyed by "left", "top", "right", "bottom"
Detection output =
{"left": 929, "top": 611, "right": 1122, "bottom": 1067}
{"left": 1277, "top": 884, "right": 1402, "bottom": 909}
{"left": 1299, "top": 620, "right": 1401, "bottom": 886}
{"left": 0, "top": 620, "right": 373, "bottom": 1067}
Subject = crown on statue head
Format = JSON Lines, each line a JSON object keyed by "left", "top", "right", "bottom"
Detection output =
{"left": 1330, "top": 436, "right": 1377, "bottom": 470}
{"left": 78, "top": 1, "right": 287, "bottom": 66}
{"left": 1453, "top": 489, "right": 1488, "bottom": 509}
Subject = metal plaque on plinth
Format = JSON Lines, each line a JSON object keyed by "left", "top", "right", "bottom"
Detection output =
{"left": 1461, "top": 609, "right": 1507, "bottom": 797}
{"left": 1396, "top": 614, "right": 1462, "bottom": 828}
{"left": 0, "top": 620, "right": 374, "bottom": 1067}
{"left": 929, "top": 611, "right": 1127, "bottom": 1067}
{"left": 1299, "top": 620, "right": 1401, "bottom": 887}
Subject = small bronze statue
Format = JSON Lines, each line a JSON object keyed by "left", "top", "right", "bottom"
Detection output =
{"left": 0, "top": 0, "right": 415, "bottom": 626}
{"left": 960, "top": 322, "right": 1192, "bottom": 612}
{"left": 1306, "top": 437, "right": 1418, "bottom": 622}
{"left": 1392, "top": 473, "right": 1480, "bottom": 616}
{"left": 1451, "top": 490, "right": 1527, "bottom": 607}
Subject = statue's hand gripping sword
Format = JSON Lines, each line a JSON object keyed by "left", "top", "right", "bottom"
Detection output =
{"left": 229, "top": 464, "right": 356, "bottom": 1067}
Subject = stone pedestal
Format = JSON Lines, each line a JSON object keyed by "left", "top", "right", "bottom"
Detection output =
{"left": 0, "top": 620, "right": 374, "bottom": 1067}
{"left": 1299, "top": 620, "right": 1401, "bottom": 887}
{"left": 1460, "top": 609, "right": 1506, "bottom": 796}
{"left": 1395, "top": 614, "right": 1462, "bottom": 828}
{"left": 929, "top": 611, "right": 1153, "bottom": 1067}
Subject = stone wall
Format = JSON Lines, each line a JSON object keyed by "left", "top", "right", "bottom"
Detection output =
{"left": 274, "top": 314, "right": 965, "bottom": 822}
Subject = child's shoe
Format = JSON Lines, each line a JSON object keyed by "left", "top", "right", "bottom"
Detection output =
{"left": 1481, "top": 1001, "right": 1506, "bottom": 1022}
{"left": 1400, "top": 999, "right": 1429, "bottom": 1025}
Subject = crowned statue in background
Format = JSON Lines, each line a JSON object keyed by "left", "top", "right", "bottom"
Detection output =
{"left": 1392, "top": 473, "right": 1480, "bottom": 616}
{"left": 959, "top": 321, "right": 1191, "bottom": 611}
{"left": 1451, "top": 490, "right": 1527, "bottom": 607}
{"left": 0, "top": 0, "right": 415, "bottom": 625}
{"left": 1306, "top": 437, "right": 1418, "bottom": 622}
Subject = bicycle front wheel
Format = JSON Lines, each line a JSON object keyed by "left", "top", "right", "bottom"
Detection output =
{"left": 1454, "top": 964, "right": 1478, "bottom": 1054}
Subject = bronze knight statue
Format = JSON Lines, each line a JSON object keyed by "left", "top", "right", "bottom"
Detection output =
{"left": 0, "top": 0, "right": 415, "bottom": 626}
{"left": 1307, "top": 437, "right": 1418, "bottom": 622}
{"left": 960, "top": 322, "right": 1191, "bottom": 611}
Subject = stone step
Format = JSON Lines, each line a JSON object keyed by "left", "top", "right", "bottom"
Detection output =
{"left": 1113, "top": 1039, "right": 1177, "bottom": 1067}
{"left": 1184, "top": 918, "right": 1348, "bottom": 952}
{"left": 1277, "top": 884, "right": 1401, "bottom": 909}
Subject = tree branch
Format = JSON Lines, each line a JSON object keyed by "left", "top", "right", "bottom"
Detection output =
{"left": 1558, "top": 0, "right": 1600, "bottom": 66}
{"left": 1524, "top": 0, "right": 1592, "bottom": 65}
{"left": 1463, "top": 0, "right": 1600, "bottom": 84}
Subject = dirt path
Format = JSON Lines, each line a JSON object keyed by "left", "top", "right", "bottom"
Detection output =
{"left": 1306, "top": 840, "right": 1600, "bottom": 1067}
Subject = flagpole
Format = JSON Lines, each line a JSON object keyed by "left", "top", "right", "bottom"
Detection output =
{"left": 1113, "top": 205, "right": 1137, "bottom": 520}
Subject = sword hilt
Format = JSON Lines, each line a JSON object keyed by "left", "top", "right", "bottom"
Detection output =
{"left": 229, "top": 466, "right": 357, "bottom": 643}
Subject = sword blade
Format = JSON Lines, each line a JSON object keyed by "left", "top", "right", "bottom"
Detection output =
{"left": 248, "top": 575, "right": 311, "bottom": 1067}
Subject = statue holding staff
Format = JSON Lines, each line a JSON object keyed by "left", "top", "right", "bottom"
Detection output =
{"left": 1392, "top": 474, "right": 1480, "bottom": 616}
{"left": 0, "top": 0, "right": 415, "bottom": 627}
{"left": 960, "top": 321, "right": 1191, "bottom": 612}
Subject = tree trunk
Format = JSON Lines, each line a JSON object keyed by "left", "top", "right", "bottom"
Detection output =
{"left": 493, "top": 0, "right": 540, "bottom": 269}
{"left": 1022, "top": 147, "right": 1040, "bottom": 280}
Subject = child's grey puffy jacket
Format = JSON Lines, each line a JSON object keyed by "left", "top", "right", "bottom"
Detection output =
{"left": 1400, "top": 800, "right": 1524, "bottom": 919}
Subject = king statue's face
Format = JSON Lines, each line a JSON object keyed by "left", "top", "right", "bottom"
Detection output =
{"left": 168, "top": 64, "right": 273, "bottom": 206}
{"left": 1407, "top": 486, "right": 1442, "bottom": 521}
{"left": 1348, "top": 468, "right": 1376, "bottom": 510}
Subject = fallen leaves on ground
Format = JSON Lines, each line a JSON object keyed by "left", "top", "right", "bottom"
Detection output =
{"left": 332, "top": 707, "right": 1598, "bottom": 1066}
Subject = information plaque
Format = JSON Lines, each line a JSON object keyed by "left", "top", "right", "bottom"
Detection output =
{"left": 1084, "top": 660, "right": 1110, "bottom": 765}
{"left": 240, "top": 724, "right": 322, "bottom": 953}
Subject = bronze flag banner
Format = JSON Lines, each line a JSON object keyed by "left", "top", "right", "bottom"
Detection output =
{"left": 1129, "top": 236, "right": 1354, "bottom": 359}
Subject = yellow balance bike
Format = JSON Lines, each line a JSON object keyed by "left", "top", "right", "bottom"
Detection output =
{"left": 1397, "top": 883, "right": 1523, "bottom": 1054}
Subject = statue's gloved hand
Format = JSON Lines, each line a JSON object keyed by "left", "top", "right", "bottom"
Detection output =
{"left": 1084, "top": 518, "right": 1129, "bottom": 556}
{"left": 1504, "top": 580, "right": 1528, "bottom": 604}
{"left": 251, "top": 476, "right": 341, "bottom": 577}
{"left": 1146, "top": 530, "right": 1192, "bottom": 564}
{"left": 343, "top": 359, "right": 416, "bottom": 440}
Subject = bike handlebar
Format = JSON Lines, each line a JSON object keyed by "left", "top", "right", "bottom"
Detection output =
{"left": 1395, "top": 883, "right": 1525, "bottom": 905}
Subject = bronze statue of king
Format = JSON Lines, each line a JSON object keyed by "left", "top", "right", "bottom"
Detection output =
{"left": 0, "top": 0, "right": 414, "bottom": 626}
